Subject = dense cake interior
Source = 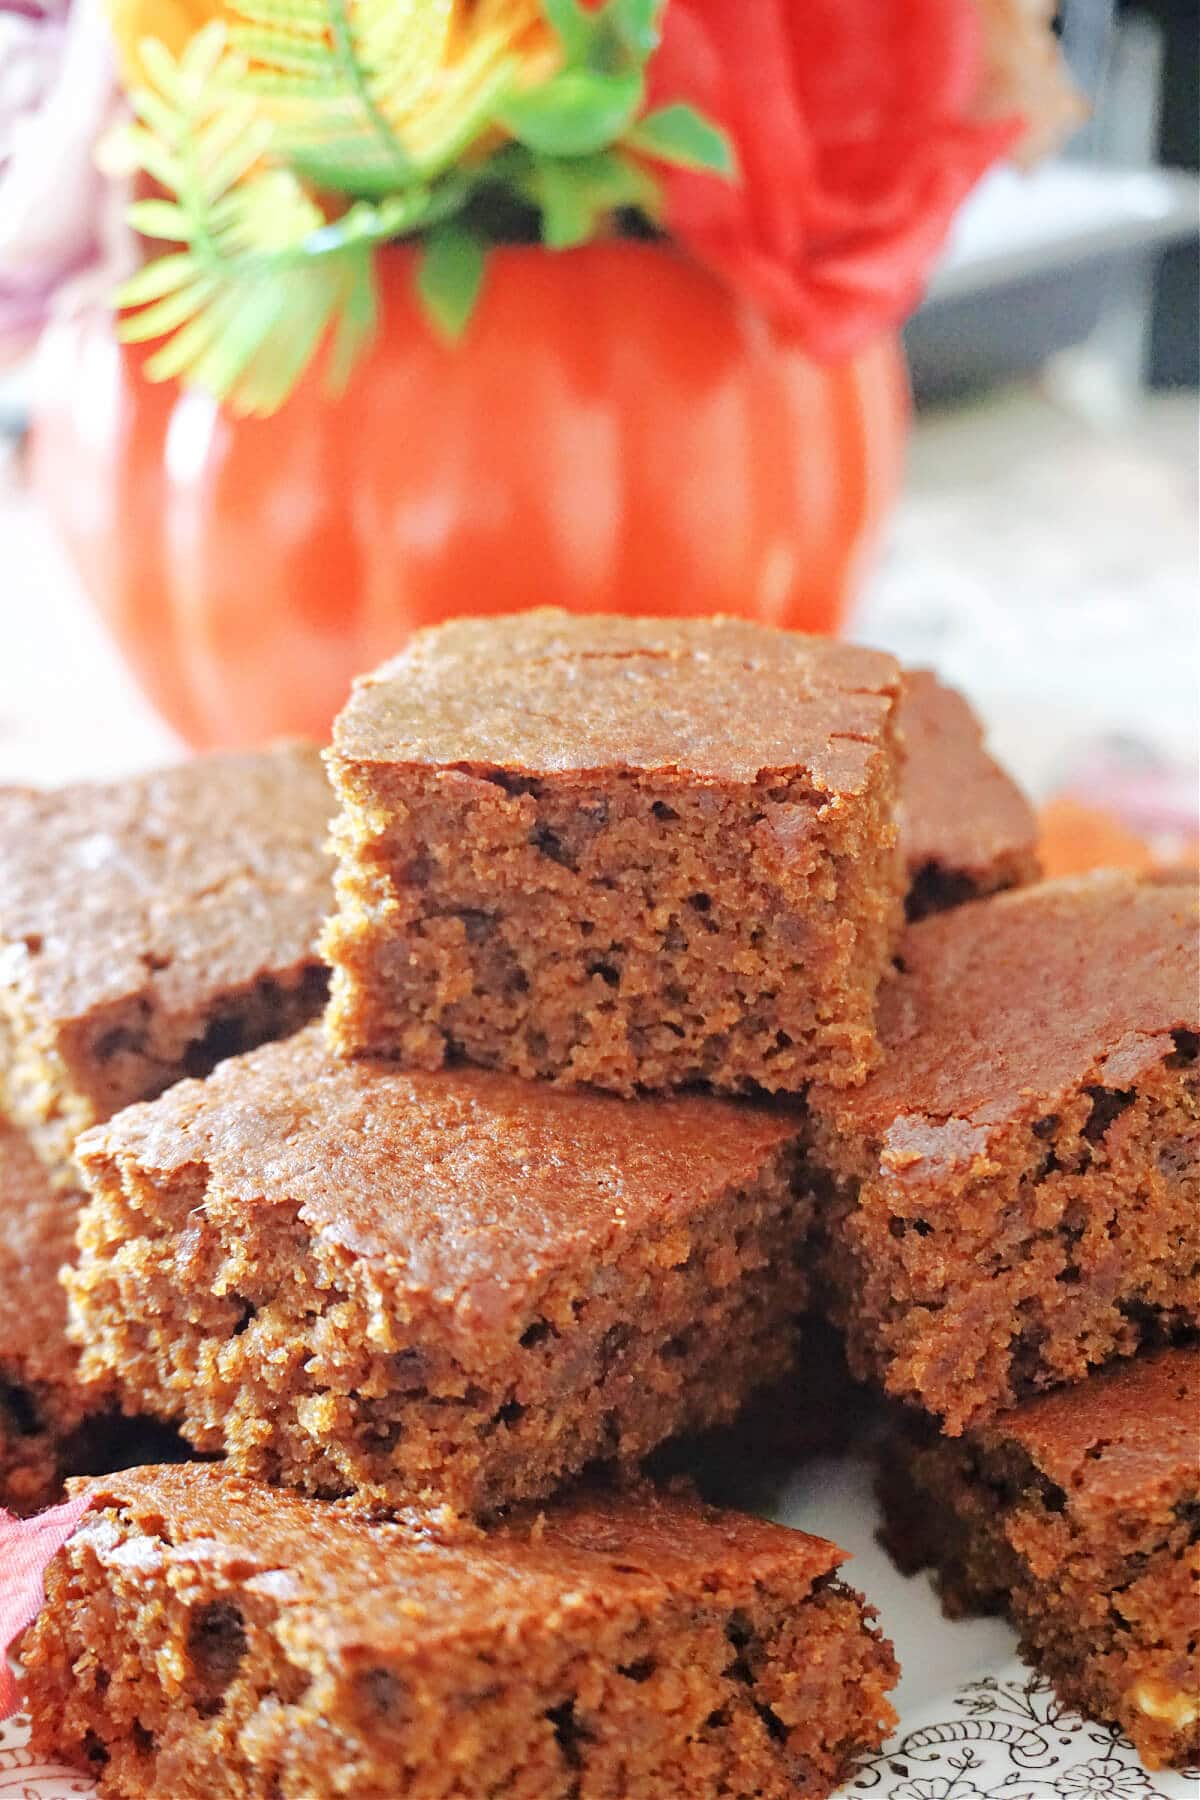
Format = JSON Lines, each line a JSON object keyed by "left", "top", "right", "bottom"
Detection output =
{"left": 0, "top": 1115, "right": 93, "bottom": 1510}
{"left": 0, "top": 748, "right": 333, "bottom": 1176}
{"left": 0, "top": 1373, "right": 85, "bottom": 1516}
{"left": 813, "top": 874, "right": 1200, "bottom": 1431}
{"left": 324, "top": 762, "right": 900, "bottom": 1095}
{"left": 324, "top": 612, "right": 904, "bottom": 1095}
{"left": 881, "top": 1356, "right": 1200, "bottom": 1769}
{"left": 821, "top": 1042, "right": 1200, "bottom": 1430}
{"left": 69, "top": 1041, "right": 813, "bottom": 1510}
{"left": 0, "top": 1116, "right": 194, "bottom": 1512}
{"left": 23, "top": 1473, "right": 898, "bottom": 1800}
{"left": 70, "top": 1147, "right": 810, "bottom": 1510}
{"left": 0, "top": 965, "right": 329, "bottom": 1179}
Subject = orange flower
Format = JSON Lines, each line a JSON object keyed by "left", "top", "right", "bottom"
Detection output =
{"left": 108, "top": 0, "right": 217, "bottom": 82}
{"left": 646, "top": 0, "right": 1019, "bottom": 361}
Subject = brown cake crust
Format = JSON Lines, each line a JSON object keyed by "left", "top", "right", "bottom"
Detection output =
{"left": 69, "top": 1026, "right": 813, "bottom": 1510}
{"left": 897, "top": 669, "right": 1040, "bottom": 918}
{"left": 332, "top": 611, "right": 901, "bottom": 786}
{"left": 322, "top": 611, "right": 904, "bottom": 1096}
{"left": 813, "top": 872, "right": 1199, "bottom": 1431}
{"left": 23, "top": 1464, "right": 899, "bottom": 1800}
{"left": 0, "top": 746, "right": 333, "bottom": 1179}
{"left": 879, "top": 1346, "right": 1200, "bottom": 1769}
{"left": 995, "top": 1342, "right": 1200, "bottom": 1513}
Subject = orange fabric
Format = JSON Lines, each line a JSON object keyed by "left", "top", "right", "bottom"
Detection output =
{"left": 1038, "top": 797, "right": 1197, "bottom": 881}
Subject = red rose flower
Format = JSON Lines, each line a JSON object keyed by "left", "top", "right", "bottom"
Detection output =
{"left": 647, "top": 0, "right": 1021, "bottom": 359}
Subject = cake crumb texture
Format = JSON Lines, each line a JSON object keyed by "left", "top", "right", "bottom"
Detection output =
{"left": 22, "top": 1464, "right": 899, "bottom": 1799}
{"left": 814, "top": 872, "right": 1199, "bottom": 1430}
{"left": 0, "top": 745, "right": 333, "bottom": 1175}
{"left": 0, "top": 1114, "right": 194, "bottom": 1512}
{"left": 879, "top": 1346, "right": 1200, "bottom": 1769}
{"left": 69, "top": 1027, "right": 813, "bottom": 1511}
{"left": 0, "top": 1115, "right": 92, "bottom": 1512}
{"left": 322, "top": 611, "right": 905, "bottom": 1096}
{"left": 897, "top": 668, "right": 1040, "bottom": 919}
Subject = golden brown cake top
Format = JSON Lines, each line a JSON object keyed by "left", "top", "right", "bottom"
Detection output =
{"left": 897, "top": 669, "right": 1038, "bottom": 884}
{"left": 77, "top": 1025, "right": 805, "bottom": 1333}
{"left": 332, "top": 610, "right": 901, "bottom": 792}
{"left": 0, "top": 1117, "right": 78, "bottom": 1392}
{"left": 66, "top": 1465, "right": 844, "bottom": 1655}
{"left": 981, "top": 1345, "right": 1200, "bottom": 1520}
{"left": 814, "top": 872, "right": 1199, "bottom": 1149}
{"left": 0, "top": 746, "right": 333, "bottom": 1029}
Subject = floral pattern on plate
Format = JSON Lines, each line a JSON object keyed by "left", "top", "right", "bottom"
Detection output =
{"left": 854, "top": 1664, "right": 1195, "bottom": 1800}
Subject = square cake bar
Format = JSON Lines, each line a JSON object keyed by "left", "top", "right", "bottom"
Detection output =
{"left": 22, "top": 1465, "right": 898, "bottom": 1800}
{"left": 0, "top": 745, "right": 333, "bottom": 1179}
{"left": 322, "top": 611, "right": 905, "bottom": 1096}
{"left": 880, "top": 1346, "right": 1199, "bottom": 1769}
{"left": 812, "top": 872, "right": 1199, "bottom": 1432}
{"left": 69, "top": 1025, "right": 813, "bottom": 1511}
{"left": 897, "top": 669, "right": 1040, "bottom": 919}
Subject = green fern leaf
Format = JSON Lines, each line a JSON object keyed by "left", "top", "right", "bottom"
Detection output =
{"left": 327, "top": 250, "right": 378, "bottom": 388}
{"left": 114, "top": 252, "right": 201, "bottom": 306}
{"left": 228, "top": 0, "right": 329, "bottom": 23}
{"left": 123, "top": 124, "right": 181, "bottom": 191}
{"left": 139, "top": 24, "right": 228, "bottom": 107}
{"left": 625, "top": 102, "right": 736, "bottom": 176}
{"left": 518, "top": 147, "right": 658, "bottom": 248}
{"left": 114, "top": 1, "right": 734, "bottom": 414}
{"left": 223, "top": 0, "right": 524, "bottom": 195}
{"left": 116, "top": 276, "right": 220, "bottom": 343}
{"left": 417, "top": 222, "right": 486, "bottom": 340}
{"left": 232, "top": 33, "right": 339, "bottom": 77}
{"left": 117, "top": 26, "right": 383, "bottom": 414}
{"left": 127, "top": 198, "right": 192, "bottom": 241}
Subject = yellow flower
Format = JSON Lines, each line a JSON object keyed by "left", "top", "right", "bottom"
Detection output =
{"left": 108, "top": 0, "right": 562, "bottom": 174}
{"left": 355, "top": 0, "right": 560, "bottom": 172}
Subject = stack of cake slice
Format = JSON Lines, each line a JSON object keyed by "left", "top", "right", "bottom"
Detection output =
{"left": 817, "top": 873, "right": 1198, "bottom": 1772}
{"left": 0, "top": 746, "right": 334, "bottom": 1508}
{"left": 0, "top": 746, "right": 334, "bottom": 1181}
{"left": 14, "top": 618, "right": 914, "bottom": 1797}
{"left": 3, "top": 611, "right": 1194, "bottom": 1795}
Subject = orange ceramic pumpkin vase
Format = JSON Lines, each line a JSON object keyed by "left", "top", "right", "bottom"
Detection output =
{"left": 32, "top": 241, "right": 908, "bottom": 750}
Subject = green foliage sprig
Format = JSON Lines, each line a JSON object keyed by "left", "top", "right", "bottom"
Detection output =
{"left": 116, "top": 0, "right": 734, "bottom": 415}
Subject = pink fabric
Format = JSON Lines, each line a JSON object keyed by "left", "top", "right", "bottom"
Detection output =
{"left": 0, "top": 1494, "right": 90, "bottom": 1716}
{"left": 0, "top": 0, "right": 127, "bottom": 364}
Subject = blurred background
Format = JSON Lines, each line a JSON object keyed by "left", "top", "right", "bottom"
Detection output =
{"left": 874, "top": 0, "right": 1198, "bottom": 870}
{"left": 1, "top": 0, "right": 1197, "bottom": 873}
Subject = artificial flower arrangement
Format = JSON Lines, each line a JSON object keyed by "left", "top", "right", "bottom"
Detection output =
{"left": 105, "top": 0, "right": 1021, "bottom": 410}
{"left": 9, "top": 0, "right": 1076, "bottom": 747}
